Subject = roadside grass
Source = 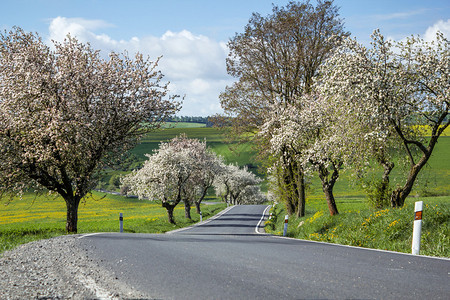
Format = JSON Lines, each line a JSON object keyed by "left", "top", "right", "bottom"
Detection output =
{"left": 264, "top": 196, "right": 449, "bottom": 258}
{"left": 0, "top": 191, "right": 226, "bottom": 254}
{"left": 265, "top": 135, "right": 449, "bottom": 258}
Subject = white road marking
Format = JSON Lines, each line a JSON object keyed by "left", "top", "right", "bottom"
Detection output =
{"left": 255, "top": 205, "right": 271, "bottom": 234}
{"left": 77, "top": 232, "right": 106, "bottom": 239}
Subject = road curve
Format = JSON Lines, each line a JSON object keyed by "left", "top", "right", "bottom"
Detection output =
{"left": 77, "top": 205, "right": 450, "bottom": 299}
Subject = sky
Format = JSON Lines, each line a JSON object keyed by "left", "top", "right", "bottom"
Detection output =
{"left": 1, "top": 0, "right": 449, "bottom": 116}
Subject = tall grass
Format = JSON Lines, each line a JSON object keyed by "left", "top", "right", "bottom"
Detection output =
{"left": 265, "top": 196, "right": 449, "bottom": 257}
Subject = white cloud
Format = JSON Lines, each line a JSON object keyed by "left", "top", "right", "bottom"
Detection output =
{"left": 48, "top": 17, "right": 113, "bottom": 42}
{"left": 48, "top": 17, "right": 232, "bottom": 116}
{"left": 424, "top": 19, "right": 450, "bottom": 42}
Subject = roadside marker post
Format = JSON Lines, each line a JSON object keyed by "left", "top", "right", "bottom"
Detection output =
{"left": 200, "top": 211, "right": 203, "bottom": 222}
{"left": 412, "top": 201, "right": 423, "bottom": 255}
{"left": 119, "top": 212, "right": 123, "bottom": 233}
{"left": 283, "top": 215, "right": 289, "bottom": 236}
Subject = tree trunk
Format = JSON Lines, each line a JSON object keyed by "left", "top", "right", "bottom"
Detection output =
{"left": 195, "top": 201, "right": 201, "bottom": 214}
{"left": 184, "top": 200, "right": 192, "bottom": 219}
{"left": 375, "top": 161, "right": 394, "bottom": 209}
{"left": 281, "top": 160, "right": 300, "bottom": 215}
{"left": 195, "top": 187, "right": 208, "bottom": 214}
{"left": 296, "top": 170, "right": 306, "bottom": 218}
{"left": 317, "top": 161, "right": 341, "bottom": 216}
{"left": 323, "top": 183, "right": 339, "bottom": 215}
{"left": 390, "top": 150, "right": 431, "bottom": 207}
{"left": 390, "top": 164, "right": 421, "bottom": 207}
{"left": 389, "top": 120, "right": 446, "bottom": 207}
{"left": 65, "top": 195, "right": 81, "bottom": 233}
{"left": 162, "top": 202, "right": 176, "bottom": 224}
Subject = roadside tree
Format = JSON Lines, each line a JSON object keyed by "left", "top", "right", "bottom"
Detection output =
{"left": 122, "top": 136, "right": 195, "bottom": 224}
{"left": 122, "top": 135, "right": 224, "bottom": 223}
{"left": 319, "top": 30, "right": 449, "bottom": 207}
{"left": 187, "top": 149, "right": 225, "bottom": 214}
{"left": 0, "top": 27, "right": 180, "bottom": 233}
{"left": 214, "top": 164, "right": 262, "bottom": 205}
{"left": 260, "top": 94, "right": 342, "bottom": 215}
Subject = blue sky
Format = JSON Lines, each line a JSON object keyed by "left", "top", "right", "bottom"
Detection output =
{"left": 1, "top": 0, "right": 449, "bottom": 116}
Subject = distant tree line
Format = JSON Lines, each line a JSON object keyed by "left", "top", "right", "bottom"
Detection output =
{"left": 166, "top": 116, "right": 214, "bottom": 127}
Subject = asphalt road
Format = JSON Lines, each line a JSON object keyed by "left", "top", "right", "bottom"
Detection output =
{"left": 78, "top": 205, "right": 450, "bottom": 299}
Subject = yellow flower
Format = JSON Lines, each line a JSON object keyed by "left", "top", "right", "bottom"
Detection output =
{"left": 388, "top": 220, "right": 398, "bottom": 228}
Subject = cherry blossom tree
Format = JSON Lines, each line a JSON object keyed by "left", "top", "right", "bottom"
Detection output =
{"left": 319, "top": 30, "right": 449, "bottom": 207}
{"left": 177, "top": 136, "right": 224, "bottom": 218}
{"left": 122, "top": 136, "right": 194, "bottom": 224}
{"left": 236, "top": 185, "right": 266, "bottom": 205}
{"left": 0, "top": 27, "right": 180, "bottom": 232}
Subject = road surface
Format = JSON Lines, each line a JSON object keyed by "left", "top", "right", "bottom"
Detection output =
{"left": 78, "top": 205, "right": 450, "bottom": 299}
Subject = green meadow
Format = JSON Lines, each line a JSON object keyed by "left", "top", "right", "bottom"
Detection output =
{"left": 1, "top": 124, "right": 449, "bottom": 257}
{"left": 130, "top": 126, "right": 257, "bottom": 167}
{"left": 265, "top": 196, "right": 449, "bottom": 257}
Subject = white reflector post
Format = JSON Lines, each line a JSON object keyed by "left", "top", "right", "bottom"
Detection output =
{"left": 412, "top": 201, "right": 423, "bottom": 255}
{"left": 119, "top": 212, "right": 123, "bottom": 233}
{"left": 283, "top": 215, "right": 289, "bottom": 237}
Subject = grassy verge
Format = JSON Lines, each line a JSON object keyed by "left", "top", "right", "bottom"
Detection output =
{"left": 264, "top": 196, "right": 449, "bottom": 258}
{"left": 0, "top": 191, "right": 226, "bottom": 254}
{"left": 263, "top": 135, "right": 449, "bottom": 258}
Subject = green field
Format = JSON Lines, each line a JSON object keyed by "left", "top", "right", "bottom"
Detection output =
{"left": 1, "top": 125, "right": 449, "bottom": 256}
{"left": 98, "top": 125, "right": 260, "bottom": 190}
{"left": 0, "top": 191, "right": 226, "bottom": 253}
{"left": 163, "top": 122, "right": 206, "bottom": 128}
{"left": 130, "top": 126, "right": 257, "bottom": 167}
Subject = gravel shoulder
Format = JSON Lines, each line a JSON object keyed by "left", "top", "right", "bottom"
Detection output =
{"left": 0, "top": 235, "right": 149, "bottom": 299}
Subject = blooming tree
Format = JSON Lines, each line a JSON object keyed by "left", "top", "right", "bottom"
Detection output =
{"left": 186, "top": 148, "right": 224, "bottom": 214}
{"left": 214, "top": 164, "right": 262, "bottom": 205}
{"left": 122, "top": 135, "right": 224, "bottom": 223}
{"left": 0, "top": 27, "right": 180, "bottom": 232}
{"left": 260, "top": 94, "right": 343, "bottom": 215}
{"left": 236, "top": 185, "right": 266, "bottom": 205}
{"left": 319, "top": 30, "right": 449, "bottom": 207}
{"left": 176, "top": 136, "right": 225, "bottom": 218}
{"left": 219, "top": 0, "right": 349, "bottom": 216}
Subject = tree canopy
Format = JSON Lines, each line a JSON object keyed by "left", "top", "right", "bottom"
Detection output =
{"left": 219, "top": 0, "right": 349, "bottom": 216}
{"left": 318, "top": 30, "right": 449, "bottom": 207}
